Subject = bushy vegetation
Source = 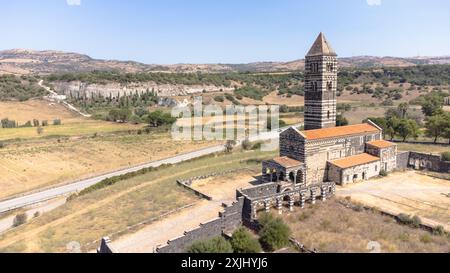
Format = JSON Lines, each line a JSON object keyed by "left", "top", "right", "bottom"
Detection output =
{"left": 12, "top": 213, "right": 28, "bottom": 227}
{"left": 186, "top": 236, "right": 233, "bottom": 253}
{"left": 397, "top": 214, "right": 422, "bottom": 228}
{"left": 234, "top": 85, "right": 268, "bottom": 101}
{"left": 0, "top": 75, "right": 47, "bottom": 101}
{"left": 67, "top": 164, "right": 172, "bottom": 200}
{"left": 0, "top": 118, "right": 62, "bottom": 129}
{"left": 258, "top": 213, "right": 291, "bottom": 252}
{"left": 442, "top": 152, "right": 450, "bottom": 162}
{"left": 230, "top": 228, "right": 262, "bottom": 253}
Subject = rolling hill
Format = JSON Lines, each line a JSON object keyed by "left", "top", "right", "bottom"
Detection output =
{"left": 1, "top": 49, "right": 450, "bottom": 75}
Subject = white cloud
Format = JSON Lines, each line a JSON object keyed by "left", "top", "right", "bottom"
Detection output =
{"left": 66, "top": 0, "right": 81, "bottom": 6}
{"left": 366, "top": 0, "right": 382, "bottom": 6}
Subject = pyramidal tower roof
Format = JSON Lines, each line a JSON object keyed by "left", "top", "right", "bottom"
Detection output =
{"left": 306, "top": 32, "right": 337, "bottom": 57}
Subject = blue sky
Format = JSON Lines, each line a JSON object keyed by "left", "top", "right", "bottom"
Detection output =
{"left": 1, "top": 0, "right": 449, "bottom": 64}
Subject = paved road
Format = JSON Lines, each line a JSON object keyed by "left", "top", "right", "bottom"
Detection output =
{"left": 0, "top": 124, "right": 301, "bottom": 213}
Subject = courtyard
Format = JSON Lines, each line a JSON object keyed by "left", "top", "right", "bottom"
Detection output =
{"left": 336, "top": 171, "right": 450, "bottom": 231}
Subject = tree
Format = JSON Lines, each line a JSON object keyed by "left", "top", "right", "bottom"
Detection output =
{"left": 225, "top": 140, "right": 236, "bottom": 153}
{"left": 36, "top": 126, "right": 44, "bottom": 135}
{"left": 146, "top": 110, "right": 176, "bottom": 127}
{"left": 242, "top": 139, "right": 252, "bottom": 150}
{"left": 397, "top": 103, "right": 409, "bottom": 119}
{"left": 230, "top": 228, "right": 262, "bottom": 253}
{"left": 386, "top": 117, "right": 400, "bottom": 140}
{"left": 396, "top": 119, "right": 419, "bottom": 142}
{"left": 425, "top": 114, "right": 449, "bottom": 143}
{"left": 259, "top": 216, "right": 291, "bottom": 252}
{"left": 336, "top": 115, "right": 349, "bottom": 127}
{"left": 187, "top": 236, "right": 233, "bottom": 254}
{"left": 421, "top": 95, "right": 443, "bottom": 116}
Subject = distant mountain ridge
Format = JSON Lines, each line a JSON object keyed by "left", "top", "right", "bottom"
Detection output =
{"left": 1, "top": 49, "right": 450, "bottom": 75}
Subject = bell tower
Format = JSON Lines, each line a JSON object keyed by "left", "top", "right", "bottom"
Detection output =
{"left": 304, "top": 33, "right": 338, "bottom": 130}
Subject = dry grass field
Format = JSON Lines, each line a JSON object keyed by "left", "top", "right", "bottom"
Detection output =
{"left": 0, "top": 132, "right": 217, "bottom": 199}
{"left": 281, "top": 198, "right": 449, "bottom": 253}
{"left": 0, "top": 100, "right": 79, "bottom": 124}
{"left": 397, "top": 143, "right": 450, "bottom": 154}
{"left": 0, "top": 149, "right": 276, "bottom": 253}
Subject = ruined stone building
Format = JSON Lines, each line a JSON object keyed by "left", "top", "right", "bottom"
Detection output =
{"left": 262, "top": 33, "right": 398, "bottom": 187}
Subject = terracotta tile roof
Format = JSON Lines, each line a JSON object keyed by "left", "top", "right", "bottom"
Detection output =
{"left": 330, "top": 153, "right": 380, "bottom": 169}
{"left": 366, "top": 140, "right": 396, "bottom": 149}
{"left": 302, "top": 124, "right": 380, "bottom": 140}
{"left": 272, "top": 157, "right": 302, "bottom": 168}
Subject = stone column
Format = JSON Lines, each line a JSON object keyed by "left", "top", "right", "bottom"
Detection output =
{"left": 299, "top": 191, "right": 306, "bottom": 209}
{"left": 276, "top": 198, "right": 283, "bottom": 215}
{"left": 252, "top": 203, "right": 258, "bottom": 220}
{"left": 331, "top": 184, "right": 336, "bottom": 196}
{"left": 311, "top": 189, "right": 317, "bottom": 205}
{"left": 321, "top": 186, "right": 327, "bottom": 202}
{"left": 294, "top": 171, "right": 297, "bottom": 184}
{"left": 289, "top": 196, "right": 295, "bottom": 212}
{"left": 265, "top": 200, "right": 271, "bottom": 213}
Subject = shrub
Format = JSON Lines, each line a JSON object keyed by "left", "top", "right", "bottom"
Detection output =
{"left": 214, "top": 95, "right": 225, "bottom": 103}
{"left": 53, "top": 119, "right": 62, "bottom": 126}
{"left": 442, "top": 152, "right": 450, "bottom": 162}
{"left": 13, "top": 213, "right": 28, "bottom": 227}
{"left": 336, "top": 115, "right": 349, "bottom": 127}
{"left": 251, "top": 142, "right": 262, "bottom": 150}
{"left": 259, "top": 215, "right": 291, "bottom": 252}
{"left": 33, "top": 211, "right": 40, "bottom": 218}
{"left": 42, "top": 120, "right": 49, "bottom": 127}
{"left": 433, "top": 226, "right": 445, "bottom": 236}
{"left": 397, "top": 214, "right": 422, "bottom": 228}
{"left": 230, "top": 228, "right": 262, "bottom": 253}
{"left": 0, "top": 142, "right": 5, "bottom": 149}
{"left": 420, "top": 234, "right": 432, "bottom": 244}
{"left": 187, "top": 236, "right": 233, "bottom": 253}
{"left": 379, "top": 170, "right": 388, "bottom": 177}
{"left": 242, "top": 139, "right": 252, "bottom": 150}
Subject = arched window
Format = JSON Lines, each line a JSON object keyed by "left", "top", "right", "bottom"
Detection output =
{"left": 327, "top": 81, "right": 333, "bottom": 91}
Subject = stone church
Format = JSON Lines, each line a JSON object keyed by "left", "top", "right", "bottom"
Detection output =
{"left": 262, "top": 33, "right": 398, "bottom": 186}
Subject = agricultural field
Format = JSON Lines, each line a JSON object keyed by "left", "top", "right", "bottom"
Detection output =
{"left": 282, "top": 198, "right": 449, "bottom": 253}
{"left": 0, "top": 149, "right": 276, "bottom": 253}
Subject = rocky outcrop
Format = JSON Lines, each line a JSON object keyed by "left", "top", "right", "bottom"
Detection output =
{"left": 52, "top": 81, "right": 234, "bottom": 98}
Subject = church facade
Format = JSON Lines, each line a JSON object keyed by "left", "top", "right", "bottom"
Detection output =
{"left": 262, "top": 33, "right": 398, "bottom": 187}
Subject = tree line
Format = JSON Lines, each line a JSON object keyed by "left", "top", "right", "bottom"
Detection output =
{"left": 365, "top": 92, "right": 450, "bottom": 144}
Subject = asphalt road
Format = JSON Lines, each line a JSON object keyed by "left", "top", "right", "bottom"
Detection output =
{"left": 0, "top": 125, "right": 300, "bottom": 213}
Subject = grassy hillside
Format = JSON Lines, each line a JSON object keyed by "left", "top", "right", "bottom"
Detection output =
{"left": 0, "top": 75, "right": 47, "bottom": 101}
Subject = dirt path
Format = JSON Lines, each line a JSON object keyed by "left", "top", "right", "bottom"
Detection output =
{"left": 39, "top": 80, "right": 91, "bottom": 118}
{"left": 110, "top": 200, "right": 223, "bottom": 253}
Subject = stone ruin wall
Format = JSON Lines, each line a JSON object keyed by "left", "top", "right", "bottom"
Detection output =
{"left": 408, "top": 152, "right": 450, "bottom": 173}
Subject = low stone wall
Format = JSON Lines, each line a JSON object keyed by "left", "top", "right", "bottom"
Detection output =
{"left": 240, "top": 183, "right": 279, "bottom": 199}
{"left": 156, "top": 197, "right": 245, "bottom": 253}
{"left": 177, "top": 168, "right": 252, "bottom": 201}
